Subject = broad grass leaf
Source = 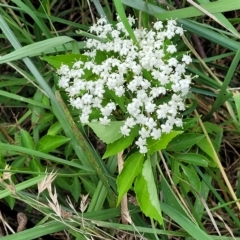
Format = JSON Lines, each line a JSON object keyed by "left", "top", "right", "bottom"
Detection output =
{"left": 88, "top": 121, "right": 124, "bottom": 144}
{"left": 161, "top": 203, "right": 213, "bottom": 240}
{"left": 20, "top": 129, "right": 34, "bottom": 149}
{"left": 56, "top": 176, "right": 80, "bottom": 202}
{"left": 173, "top": 153, "right": 209, "bottom": 167}
{"left": 117, "top": 152, "right": 144, "bottom": 205}
{"left": 166, "top": 133, "right": 204, "bottom": 152}
{"left": 135, "top": 159, "right": 163, "bottom": 225}
{"left": 233, "top": 91, "right": 240, "bottom": 123}
{"left": 36, "top": 135, "right": 70, "bottom": 153}
{"left": 42, "top": 54, "right": 88, "bottom": 68}
{"left": 161, "top": 175, "right": 189, "bottom": 217}
{"left": 47, "top": 122, "right": 62, "bottom": 136}
{"left": 29, "top": 158, "right": 44, "bottom": 172}
{"left": 0, "top": 37, "right": 74, "bottom": 64}
{"left": 70, "top": 176, "right": 81, "bottom": 202}
{"left": 5, "top": 196, "right": 15, "bottom": 210}
{"left": 172, "top": 160, "right": 180, "bottom": 185}
{"left": 147, "top": 131, "right": 183, "bottom": 154}
{"left": 196, "top": 138, "right": 216, "bottom": 166}
{"left": 181, "top": 165, "right": 201, "bottom": 192}
{"left": 175, "top": 117, "right": 199, "bottom": 131}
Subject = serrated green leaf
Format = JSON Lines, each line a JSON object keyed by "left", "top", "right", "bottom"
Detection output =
{"left": 88, "top": 121, "right": 124, "bottom": 144}
{"left": 20, "top": 129, "right": 34, "bottom": 149}
{"left": 135, "top": 159, "right": 163, "bottom": 224}
{"left": 173, "top": 153, "right": 209, "bottom": 167}
{"left": 36, "top": 135, "right": 70, "bottom": 153}
{"left": 103, "top": 136, "right": 132, "bottom": 159}
{"left": 103, "top": 127, "right": 138, "bottom": 158}
{"left": 42, "top": 54, "right": 88, "bottom": 69}
{"left": 117, "top": 152, "right": 144, "bottom": 205}
{"left": 181, "top": 165, "right": 201, "bottom": 192}
{"left": 166, "top": 133, "right": 204, "bottom": 152}
{"left": 147, "top": 131, "right": 183, "bottom": 154}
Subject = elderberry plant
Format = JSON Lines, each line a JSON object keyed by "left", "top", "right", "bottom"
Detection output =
{"left": 57, "top": 16, "right": 193, "bottom": 154}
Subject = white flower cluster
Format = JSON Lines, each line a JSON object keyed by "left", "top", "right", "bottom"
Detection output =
{"left": 58, "top": 16, "right": 193, "bottom": 154}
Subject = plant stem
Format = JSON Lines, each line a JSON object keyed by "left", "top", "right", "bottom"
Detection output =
{"left": 118, "top": 151, "right": 131, "bottom": 224}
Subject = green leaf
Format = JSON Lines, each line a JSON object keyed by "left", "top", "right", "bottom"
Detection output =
{"left": 233, "top": 91, "right": 240, "bottom": 123}
{"left": 56, "top": 176, "right": 81, "bottom": 202}
{"left": 172, "top": 160, "right": 180, "bottom": 185}
{"left": 20, "top": 129, "right": 35, "bottom": 149}
{"left": 47, "top": 122, "right": 63, "bottom": 136}
{"left": 103, "top": 128, "right": 138, "bottom": 158}
{"left": 88, "top": 121, "right": 124, "bottom": 144}
{"left": 36, "top": 135, "right": 70, "bottom": 153}
{"left": 117, "top": 152, "right": 144, "bottom": 205}
{"left": 177, "top": 117, "right": 199, "bottom": 130}
{"left": 70, "top": 177, "right": 81, "bottom": 202}
{"left": 180, "top": 165, "right": 201, "bottom": 192}
{"left": 161, "top": 175, "right": 189, "bottom": 217}
{"left": 5, "top": 196, "right": 15, "bottom": 210}
{"left": 135, "top": 159, "right": 163, "bottom": 225}
{"left": 196, "top": 138, "right": 216, "bottom": 164}
{"left": 166, "top": 133, "right": 204, "bottom": 152}
{"left": 42, "top": 54, "right": 88, "bottom": 69}
{"left": 173, "top": 153, "right": 209, "bottom": 167}
{"left": 29, "top": 158, "right": 44, "bottom": 173}
{"left": 147, "top": 131, "right": 183, "bottom": 154}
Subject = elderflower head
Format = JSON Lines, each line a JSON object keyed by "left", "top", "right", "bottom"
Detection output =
{"left": 58, "top": 16, "right": 194, "bottom": 154}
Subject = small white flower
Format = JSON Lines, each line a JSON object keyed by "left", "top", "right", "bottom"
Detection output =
{"left": 151, "top": 128, "right": 162, "bottom": 140}
{"left": 145, "top": 117, "right": 157, "bottom": 130}
{"left": 161, "top": 123, "right": 173, "bottom": 133}
{"left": 167, "top": 45, "right": 177, "bottom": 54}
{"left": 175, "top": 118, "right": 183, "bottom": 127}
{"left": 168, "top": 58, "right": 178, "bottom": 67}
{"left": 120, "top": 125, "right": 131, "bottom": 136}
{"left": 182, "top": 54, "right": 192, "bottom": 64}
{"left": 139, "top": 145, "right": 148, "bottom": 154}
{"left": 73, "top": 60, "right": 84, "bottom": 69}
{"left": 125, "top": 117, "right": 136, "bottom": 128}
{"left": 145, "top": 101, "right": 156, "bottom": 113}
{"left": 115, "top": 86, "right": 125, "bottom": 97}
{"left": 59, "top": 76, "right": 70, "bottom": 88}
{"left": 139, "top": 127, "right": 150, "bottom": 138}
{"left": 153, "top": 21, "right": 163, "bottom": 30}
{"left": 80, "top": 114, "right": 89, "bottom": 124}
{"left": 82, "top": 94, "right": 93, "bottom": 104}
{"left": 57, "top": 64, "right": 70, "bottom": 75}
{"left": 99, "top": 116, "right": 110, "bottom": 125}
{"left": 135, "top": 137, "right": 147, "bottom": 147}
